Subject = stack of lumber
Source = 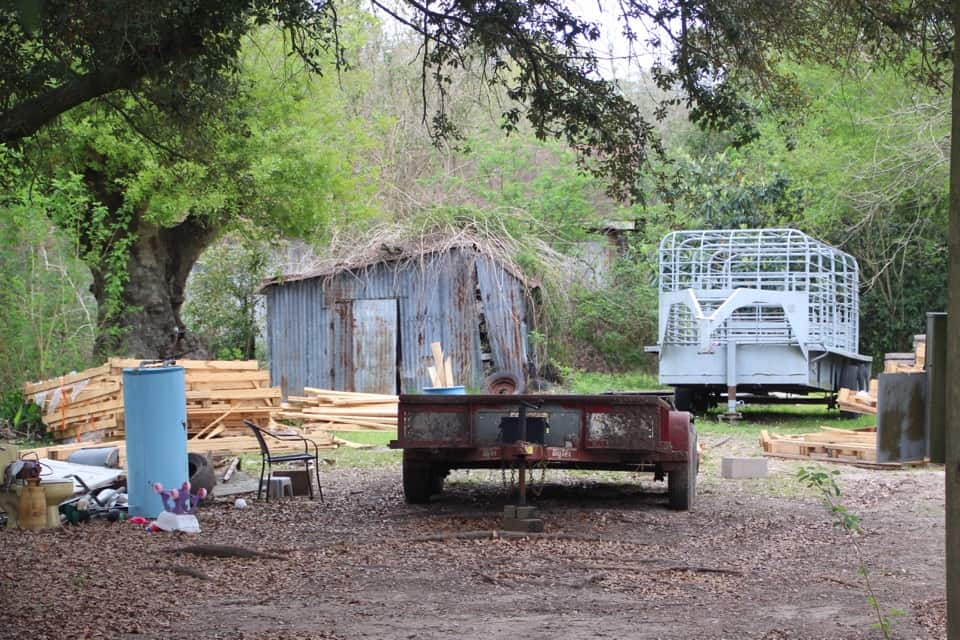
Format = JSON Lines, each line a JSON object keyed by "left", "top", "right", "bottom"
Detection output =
{"left": 883, "top": 334, "right": 926, "bottom": 373}
{"left": 837, "top": 379, "right": 879, "bottom": 415}
{"left": 25, "top": 362, "right": 123, "bottom": 443}
{"left": 838, "top": 334, "right": 927, "bottom": 416}
{"left": 24, "top": 359, "right": 285, "bottom": 444}
{"left": 279, "top": 388, "right": 398, "bottom": 432}
{"left": 760, "top": 427, "right": 887, "bottom": 466}
{"left": 427, "top": 341, "right": 455, "bottom": 387}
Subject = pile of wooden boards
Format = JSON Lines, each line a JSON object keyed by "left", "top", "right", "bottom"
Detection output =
{"left": 883, "top": 334, "right": 926, "bottom": 373}
{"left": 837, "top": 334, "right": 927, "bottom": 416}
{"left": 760, "top": 427, "right": 889, "bottom": 467}
{"left": 427, "top": 341, "right": 455, "bottom": 388}
{"left": 278, "top": 388, "right": 398, "bottom": 432}
{"left": 837, "top": 379, "right": 879, "bottom": 415}
{"left": 24, "top": 359, "right": 284, "bottom": 444}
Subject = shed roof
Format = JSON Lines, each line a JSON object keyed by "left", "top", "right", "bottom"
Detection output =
{"left": 260, "top": 235, "right": 535, "bottom": 292}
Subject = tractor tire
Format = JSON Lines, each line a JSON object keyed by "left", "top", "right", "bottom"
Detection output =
{"left": 402, "top": 455, "right": 435, "bottom": 504}
{"left": 668, "top": 432, "right": 698, "bottom": 511}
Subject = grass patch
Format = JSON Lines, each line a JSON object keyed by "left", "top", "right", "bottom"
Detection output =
{"left": 562, "top": 369, "right": 664, "bottom": 394}
{"left": 324, "top": 430, "right": 400, "bottom": 469}
{"left": 697, "top": 404, "right": 875, "bottom": 437}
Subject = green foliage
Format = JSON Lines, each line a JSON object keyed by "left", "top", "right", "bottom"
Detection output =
{"left": 797, "top": 466, "right": 904, "bottom": 638}
{"left": 569, "top": 251, "right": 659, "bottom": 370}
{"left": 0, "top": 163, "right": 96, "bottom": 387}
{"left": 563, "top": 370, "right": 662, "bottom": 394}
{"left": 183, "top": 238, "right": 268, "bottom": 361}
{"left": 0, "top": 390, "right": 45, "bottom": 440}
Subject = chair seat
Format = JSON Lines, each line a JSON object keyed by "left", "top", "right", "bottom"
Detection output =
{"left": 268, "top": 452, "right": 317, "bottom": 463}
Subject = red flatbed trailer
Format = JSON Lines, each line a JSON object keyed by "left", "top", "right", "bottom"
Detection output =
{"left": 389, "top": 393, "right": 698, "bottom": 509}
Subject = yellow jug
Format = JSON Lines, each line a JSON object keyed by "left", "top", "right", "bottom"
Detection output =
{"left": 18, "top": 482, "right": 47, "bottom": 530}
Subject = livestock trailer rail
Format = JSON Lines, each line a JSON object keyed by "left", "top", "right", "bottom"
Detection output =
{"left": 390, "top": 393, "right": 697, "bottom": 509}
{"left": 650, "top": 228, "right": 871, "bottom": 413}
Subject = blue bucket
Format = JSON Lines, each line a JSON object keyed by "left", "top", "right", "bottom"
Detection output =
{"left": 423, "top": 386, "right": 466, "bottom": 395}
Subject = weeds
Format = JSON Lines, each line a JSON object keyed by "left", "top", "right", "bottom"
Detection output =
{"left": 797, "top": 466, "right": 905, "bottom": 638}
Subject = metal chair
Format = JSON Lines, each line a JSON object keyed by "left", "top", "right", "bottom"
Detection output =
{"left": 243, "top": 419, "right": 323, "bottom": 501}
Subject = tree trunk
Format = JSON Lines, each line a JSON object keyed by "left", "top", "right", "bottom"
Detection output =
{"left": 91, "top": 214, "right": 219, "bottom": 360}
{"left": 947, "top": 3, "right": 959, "bottom": 635}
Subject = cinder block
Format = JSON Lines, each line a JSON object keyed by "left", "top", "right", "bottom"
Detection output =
{"left": 502, "top": 517, "right": 545, "bottom": 533}
{"left": 264, "top": 476, "right": 293, "bottom": 498}
{"left": 721, "top": 457, "right": 768, "bottom": 479}
{"left": 515, "top": 506, "right": 538, "bottom": 519}
{"left": 502, "top": 505, "right": 517, "bottom": 518}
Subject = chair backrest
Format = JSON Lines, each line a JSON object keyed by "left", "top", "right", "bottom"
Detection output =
{"left": 243, "top": 419, "right": 271, "bottom": 456}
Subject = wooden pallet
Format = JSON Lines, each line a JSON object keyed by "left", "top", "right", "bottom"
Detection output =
{"left": 760, "top": 427, "right": 881, "bottom": 464}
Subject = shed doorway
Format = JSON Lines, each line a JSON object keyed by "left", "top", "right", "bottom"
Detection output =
{"left": 333, "top": 298, "right": 399, "bottom": 394}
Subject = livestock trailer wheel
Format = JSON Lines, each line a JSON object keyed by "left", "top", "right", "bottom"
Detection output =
{"left": 402, "top": 454, "right": 437, "bottom": 504}
{"left": 673, "top": 387, "right": 693, "bottom": 412}
{"left": 668, "top": 432, "right": 698, "bottom": 511}
{"left": 673, "top": 387, "right": 709, "bottom": 414}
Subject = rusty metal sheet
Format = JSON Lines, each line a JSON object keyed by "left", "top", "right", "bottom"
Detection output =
{"left": 476, "top": 255, "right": 528, "bottom": 382}
{"left": 876, "top": 372, "right": 927, "bottom": 463}
{"left": 586, "top": 406, "right": 659, "bottom": 449}
{"left": 403, "top": 409, "right": 470, "bottom": 444}
{"left": 352, "top": 299, "right": 398, "bottom": 395}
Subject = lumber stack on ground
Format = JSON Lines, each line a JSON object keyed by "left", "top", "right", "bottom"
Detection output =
{"left": 883, "top": 334, "right": 926, "bottom": 373}
{"left": 760, "top": 426, "right": 884, "bottom": 465}
{"left": 24, "top": 359, "right": 286, "bottom": 444}
{"left": 278, "top": 388, "right": 398, "bottom": 432}
{"left": 837, "top": 382, "right": 879, "bottom": 415}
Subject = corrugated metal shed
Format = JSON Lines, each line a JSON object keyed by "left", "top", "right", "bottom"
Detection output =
{"left": 262, "top": 246, "right": 532, "bottom": 397}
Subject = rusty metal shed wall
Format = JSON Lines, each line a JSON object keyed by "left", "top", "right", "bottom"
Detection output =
{"left": 264, "top": 247, "right": 530, "bottom": 397}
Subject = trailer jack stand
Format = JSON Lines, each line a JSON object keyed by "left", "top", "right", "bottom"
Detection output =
{"left": 502, "top": 504, "right": 544, "bottom": 533}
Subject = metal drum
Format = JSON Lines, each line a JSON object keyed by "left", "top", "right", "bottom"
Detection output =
{"left": 123, "top": 363, "right": 187, "bottom": 518}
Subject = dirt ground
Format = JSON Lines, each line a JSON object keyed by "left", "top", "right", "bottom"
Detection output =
{"left": 0, "top": 435, "right": 946, "bottom": 640}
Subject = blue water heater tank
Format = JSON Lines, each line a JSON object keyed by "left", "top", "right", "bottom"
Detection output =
{"left": 123, "top": 363, "right": 188, "bottom": 518}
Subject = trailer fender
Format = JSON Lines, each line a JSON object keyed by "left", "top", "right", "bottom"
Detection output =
{"left": 667, "top": 410, "right": 692, "bottom": 456}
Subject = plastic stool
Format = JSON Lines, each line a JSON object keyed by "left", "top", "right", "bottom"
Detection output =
{"left": 264, "top": 476, "right": 293, "bottom": 499}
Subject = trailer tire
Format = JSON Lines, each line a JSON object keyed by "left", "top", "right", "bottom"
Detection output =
{"left": 403, "top": 456, "right": 435, "bottom": 504}
{"left": 668, "top": 432, "right": 698, "bottom": 511}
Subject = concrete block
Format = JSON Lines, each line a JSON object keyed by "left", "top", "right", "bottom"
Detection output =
{"left": 502, "top": 517, "right": 545, "bottom": 533}
{"left": 273, "top": 470, "right": 310, "bottom": 496}
{"left": 264, "top": 476, "right": 293, "bottom": 498}
{"left": 515, "top": 506, "right": 538, "bottom": 519}
{"left": 502, "top": 505, "right": 517, "bottom": 518}
{"left": 721, "top": 457, "right": 768, "bottom": 479}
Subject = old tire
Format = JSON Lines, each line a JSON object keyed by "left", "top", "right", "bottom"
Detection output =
{"left": 668, "top": 432, "right": 698, "bottom": 511}
{"left": 483, "top": 371, "right": 524, "bottom": 395}
{"left": 403, "top": 456, "right": 435, "bottom": 504}
{"left": 188, "top": 453, "right": 216, "bottom": 500}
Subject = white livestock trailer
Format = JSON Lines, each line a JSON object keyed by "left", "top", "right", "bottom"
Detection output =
{"left": 649, "top": 228, "right": 872, "bottom": 415}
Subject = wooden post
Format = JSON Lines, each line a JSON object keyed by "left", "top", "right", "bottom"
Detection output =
{"left": 946, "top": 9, "right": 960, "bottom": 635}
